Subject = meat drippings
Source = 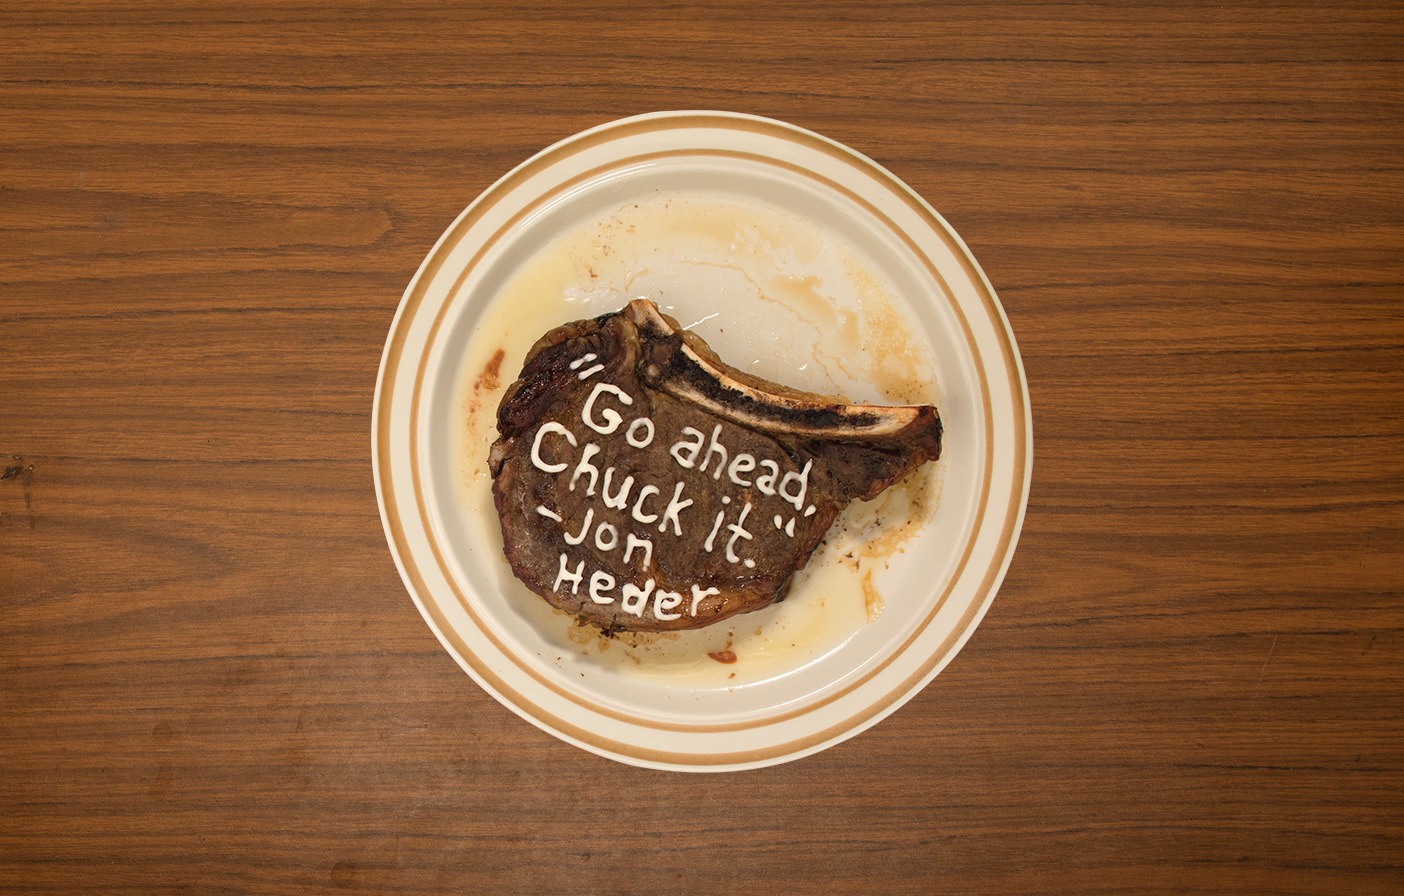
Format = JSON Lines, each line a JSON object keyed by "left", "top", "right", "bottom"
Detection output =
{"left": 454, "top": 192, "right": 942, "bottom": 685}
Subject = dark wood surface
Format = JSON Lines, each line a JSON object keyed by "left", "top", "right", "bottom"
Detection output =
{"left": 3, "top": 2, "right": 1401, "bottom": 893}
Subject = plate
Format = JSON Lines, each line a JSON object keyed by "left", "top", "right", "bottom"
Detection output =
{"left": 373, "top": 111, "right": 1031, "bottom": 771}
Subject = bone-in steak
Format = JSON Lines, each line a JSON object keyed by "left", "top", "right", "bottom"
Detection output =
{"left": 488, "top": 299, "right": 942, "bottom": 632}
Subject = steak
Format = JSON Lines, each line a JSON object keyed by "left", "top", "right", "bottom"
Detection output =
{"left": 488, "top": 299, "right": 943, "bottom": 632}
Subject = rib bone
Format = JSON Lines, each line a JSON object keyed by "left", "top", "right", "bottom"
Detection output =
{"left": 623, "top": 299, "right": 938, "bottom": 441}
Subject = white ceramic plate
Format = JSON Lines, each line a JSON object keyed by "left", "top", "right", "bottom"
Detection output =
{"left": 373, "top": 111, "right": 1031, "bottom": 771}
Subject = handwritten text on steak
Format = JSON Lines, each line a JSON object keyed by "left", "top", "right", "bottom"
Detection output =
{"left": 531, "top": 376, "right": 819, "bottom": 622}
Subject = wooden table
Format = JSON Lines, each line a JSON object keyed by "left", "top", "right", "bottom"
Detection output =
{"left": 3, "top": 3, "right": 1400, "bottom": 893}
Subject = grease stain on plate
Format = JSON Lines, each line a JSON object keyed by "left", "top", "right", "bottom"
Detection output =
{"left": 453, "top": 192, "right": 941, "bottom": 690}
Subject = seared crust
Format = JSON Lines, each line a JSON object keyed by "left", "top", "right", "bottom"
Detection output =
{"left": 488, "top": 299, "right": 942, "bottom": 632}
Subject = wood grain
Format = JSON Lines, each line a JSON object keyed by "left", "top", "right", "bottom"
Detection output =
{"left": 2, "top": 1, "right": 1401, "bottom": 893}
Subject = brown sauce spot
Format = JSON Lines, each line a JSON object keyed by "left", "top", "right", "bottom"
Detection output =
{"left": 861, "top": 568, "right": 885, "bottom": 623}
{"left": 463, "top": 348, "right": 508, "bottom": 436}
{"left": 478, "top": 348, "right": 505, "bottom": 392}
{"left": 708, "top": 650, "right": 738, "bottom": 664}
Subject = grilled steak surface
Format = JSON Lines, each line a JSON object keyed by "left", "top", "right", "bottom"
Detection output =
{"left": 489, "top": 299, "right": 942, "bottom": 632}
